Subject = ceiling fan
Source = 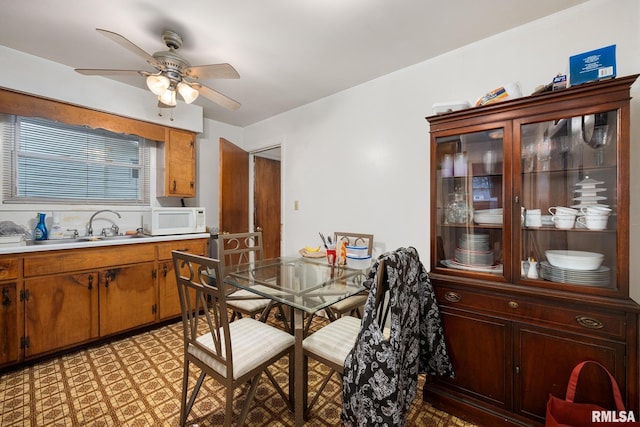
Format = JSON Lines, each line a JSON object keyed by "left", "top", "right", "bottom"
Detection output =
{"left": 75, "top": 28, "right": 240, "bottom": 111}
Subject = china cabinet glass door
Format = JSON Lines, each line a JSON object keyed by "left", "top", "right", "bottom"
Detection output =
{"left": 517, "top": 110, "right": 618, "bottom": 291}
{"left": 434, "top": 127, "right": 506, "bottom": 278}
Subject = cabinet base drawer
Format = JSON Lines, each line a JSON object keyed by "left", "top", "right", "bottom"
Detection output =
{"left": 434, "top": 285, "right": 626, "bottom": 339}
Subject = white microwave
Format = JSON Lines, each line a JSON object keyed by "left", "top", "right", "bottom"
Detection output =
{"left": 143, "top": 207, "right": 206, "bottom": 236}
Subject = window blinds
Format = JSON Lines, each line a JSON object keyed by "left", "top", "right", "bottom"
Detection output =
{"left": 1, "top": 114, "right": 149, "bottom": 204}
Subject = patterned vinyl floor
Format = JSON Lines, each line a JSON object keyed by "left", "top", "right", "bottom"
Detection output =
{"left": 0, "top": 315, "right": 477, "bottom": 426}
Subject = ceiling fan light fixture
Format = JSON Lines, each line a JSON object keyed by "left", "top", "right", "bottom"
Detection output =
{"left": 146, "top": 74, "right": 170, "bottom": 96}
{"left": 177, "top": 82, "right": 199, "bottom": 104}
{"left": 159, "top": 88, "right": 177, "bottom": 107}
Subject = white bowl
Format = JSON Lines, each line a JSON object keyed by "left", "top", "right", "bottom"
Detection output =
{"left": 544, "top": 250, "right": 604, "bottom": 271}
{"left": 346, "top": 255, "right": 372, "bottom": 270}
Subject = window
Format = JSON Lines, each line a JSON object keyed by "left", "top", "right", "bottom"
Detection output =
{"left": 1, "top": 114, "right": 150, "bottom": 204}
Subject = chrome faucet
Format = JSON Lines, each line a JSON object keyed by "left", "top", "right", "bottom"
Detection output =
{"left": 88, "top": 210, "right": 121, "bottom": 237}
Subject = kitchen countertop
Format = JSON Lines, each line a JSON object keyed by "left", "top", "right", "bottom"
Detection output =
{"left": 0, "top": 233, "right": 210, "bottom": 255}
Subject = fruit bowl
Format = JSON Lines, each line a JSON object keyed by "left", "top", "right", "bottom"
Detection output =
{"left": 544, "top": 250, "right": 604, "bottom": 271}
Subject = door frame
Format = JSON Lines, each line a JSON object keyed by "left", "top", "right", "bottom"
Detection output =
{"left": 250, "top": 143, "right": 284, "bottom": 255}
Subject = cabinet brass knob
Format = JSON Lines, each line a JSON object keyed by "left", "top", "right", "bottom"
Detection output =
{"left": 444, "top": 291, "right": 461, "bottom": 303}
{"left": 508, "top": 301, "right": 519, "bottom": 309}
{"left": 575, "top": 315, "right": 604, "bottom": 329}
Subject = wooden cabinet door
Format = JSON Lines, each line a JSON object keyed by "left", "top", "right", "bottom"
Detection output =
{"left": 165, "top": 128, "right": 196, "bottom": 197}
{"left": 99, "top": 262, "right": 156, "bottom": 336}
{"left": 515, "top": 324, "right": 626, "bottom": 423}
{"left": 25, "top": 273, "right": 99, "bottom": 357}
{"left": 435, "top": 308, "right": 513, "bottom": 410}
{"left": 158, "top": 260, "right": 180, "bottom": 320}
{"left": 0, "top": 282, "right": 21, "bottom": 366}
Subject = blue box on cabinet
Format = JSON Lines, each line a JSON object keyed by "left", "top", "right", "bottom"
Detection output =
{"left": 569, "top": 44, "right": 616, "bottom": 86}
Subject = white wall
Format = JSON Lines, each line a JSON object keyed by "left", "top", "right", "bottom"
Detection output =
{"left": 243, "top": 0, "right": 640, "bottom": 303}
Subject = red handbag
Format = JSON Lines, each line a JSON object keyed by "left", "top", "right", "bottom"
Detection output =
{"left": 545, "top": 360, "right": 638, "bottom": 427}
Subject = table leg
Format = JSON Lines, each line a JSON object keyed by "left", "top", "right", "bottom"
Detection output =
{"left": 294, "top": 308, "right": 305, "bottom": 426}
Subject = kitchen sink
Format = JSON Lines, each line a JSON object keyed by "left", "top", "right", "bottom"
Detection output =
{"left": 28, "top": 234, "right": 147, "bottom": 245}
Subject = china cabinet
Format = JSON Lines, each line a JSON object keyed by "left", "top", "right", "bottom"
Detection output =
{"left": 425, "top": 75, "right": 639, "bottom": 426}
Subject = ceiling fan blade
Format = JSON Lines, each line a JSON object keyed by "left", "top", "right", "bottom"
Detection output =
{"left": 196, "top": 84, "right": 241, "bottom": 111}
{"left": 96, "top": 28, "right": 164, "bottom": 70}
{"left": 74, "top": 68, "right": 147, "bottom": 76}
{"left": 183, "top": 63, "right": 240, "bottom": 80}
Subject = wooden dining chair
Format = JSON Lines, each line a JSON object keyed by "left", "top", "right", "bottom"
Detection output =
{"left": 218, "top": 231, "right": 285, "bottom": 323}
{"left": 302, "top": 258, "right": 388, "bottom": 417}
{"left": 172, "top": 250, "right": 294, "bottom": 427}
{"left": 327, "top": 232, "right": 374, "bottom": 319}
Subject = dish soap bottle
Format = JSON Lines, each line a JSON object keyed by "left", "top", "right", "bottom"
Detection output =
{"left": 34, "top": 212, "right": 48, "bottom": 241}
{"left": 49, "top": 212, "right": 65, "bottom": 240}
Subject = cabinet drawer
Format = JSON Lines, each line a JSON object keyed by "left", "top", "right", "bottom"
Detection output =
{"left": 0, "top": 258, "right": 18, "bottom": 280}
{"left": 24, "top": 244, "right": 156, "bottom": 277}
{"left": 157, "top": 239, "right": 207, "bottom": 260}
{"left": 435, "top": 286, "right": 626, "bottom": 339}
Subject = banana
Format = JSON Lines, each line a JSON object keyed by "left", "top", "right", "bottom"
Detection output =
{"left": 304, "top": 246, "right": 320, "bottom": 252}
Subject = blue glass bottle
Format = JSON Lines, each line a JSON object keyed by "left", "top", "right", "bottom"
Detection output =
{"left": 34, "top": 213, "right": 48, "bottom": 241}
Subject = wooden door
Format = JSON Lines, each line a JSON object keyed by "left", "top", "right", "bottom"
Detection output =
{"left": 254, "top": 156, "right": 281, "bottom": 258}
{"left": 220, "top": 138, "right": 249, "bottom": 234}
{"left": 99, "top": 263, "right": 156, "bottom": 336}
{"left": 25, "top": 273, "right": 99, "bottom": 357}
{"left": 0, "top": 282, "right": 21, "bottom": 366}
{"left": 515, "top": 324, "right": 626, "bottom": 422}
{"left": 432, "top": 308, "right": 513, "bottom": 410}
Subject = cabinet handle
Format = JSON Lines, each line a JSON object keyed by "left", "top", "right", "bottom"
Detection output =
{"left": 444, "top": 291, "right": 461, "bottom": 303}
{"left": 88, "top": 275, "right": 93, "bottom": 290}
{"left": 163, "top": 264, "right": 168, "bottom": 277}
{"left": 2, "top": 287, "right": 10, "bottom": 307}
{"left": 172, "top": 180, "right": 177, "bottom": 192}
{"left": 575, "top": 315, "right": 604, "bottom": 329}
{"left": 508, "top": 301, "right": 519, "bottom": 309}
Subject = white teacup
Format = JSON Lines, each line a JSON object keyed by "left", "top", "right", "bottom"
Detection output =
{"left": 553, "top": 214, "right": 576, "bottom": 229}
{"left": 577, "top": 214, "right": 609, "bottom": 230}
{"left": 580, "top": 206, "right": 611, "bottom": 216}
{"left": 549, "top": 206, "right": 579, "bottom": 216}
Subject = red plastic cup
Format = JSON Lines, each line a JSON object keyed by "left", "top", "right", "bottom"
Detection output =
{"left": 326, "top": 248, "right": 336, "bottom": 266}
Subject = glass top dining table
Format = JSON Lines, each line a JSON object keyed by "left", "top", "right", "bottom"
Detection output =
{"left": 223, "top": 256, "right": 368, "bottom": 426}
{"left": 223, "top": 256, "right": 368, "bottom": 313}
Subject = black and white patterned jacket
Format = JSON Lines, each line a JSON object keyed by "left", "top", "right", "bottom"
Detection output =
{"left": 341, "top": 247, "right": 454, "bottom": 426}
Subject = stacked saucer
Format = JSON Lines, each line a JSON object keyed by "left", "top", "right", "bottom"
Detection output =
{"left": 572, "top": 176, "right": 608, "bottom": 210}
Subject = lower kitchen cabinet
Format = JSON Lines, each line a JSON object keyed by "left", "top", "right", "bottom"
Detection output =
{"left": 0, "top": 281, "right": 21, "bottom": 367}
{"left": 24, "top": 272, "right": 99, "bottom": 357}
{"left": 157, "top": 239, "right": 207, "bottom": 320}
{"left": 0, "top": 237, "right": 208, "bottom": 368}
{"left": 99, "top": 262, "right": 156, "bottom": 336}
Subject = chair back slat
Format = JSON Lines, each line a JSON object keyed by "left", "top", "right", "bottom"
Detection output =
{"left": 334, "top": 232, "right": 374, "bottom": 255}
{"left": 218, "top": 232, "right": 264, "bottom": 273}
{"left": 373, "top": 259, "right": 390, "bottom": 328}
{"left": 173, "top": 250, "right": 234, "bottom": 378}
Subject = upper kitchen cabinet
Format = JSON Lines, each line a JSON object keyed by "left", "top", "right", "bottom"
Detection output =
{"left": 158, "top": 128, "right": 197, "bottom": 197}
{"left": 428, "top": 75, "right": 638, "bottom": 299}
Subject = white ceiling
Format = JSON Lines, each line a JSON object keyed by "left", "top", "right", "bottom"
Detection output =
{"left": 0, "top": 0, "right": 587, "bottom": 127}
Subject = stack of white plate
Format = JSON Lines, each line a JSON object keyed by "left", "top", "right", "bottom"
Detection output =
{"left": 473, "top": 208, "right": 503, "bottom": 225}
{"left": 540, "top": 261, "right": 610, "bottom": 287}
{"left": 458, "top": 233, "right": 490, "bottom": 251}
{"left": 454, "top": 247, "right": 494, "bottom": 266}
{"left": 572, "top": 176, "right": 608, "bottom": 209}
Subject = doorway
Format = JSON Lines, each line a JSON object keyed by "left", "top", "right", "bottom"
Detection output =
{"left": 219, "top": 138, "right": 282, "bottom": 258}
{"left": 252, "top": 147, "right": 281, "bottom": 258}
